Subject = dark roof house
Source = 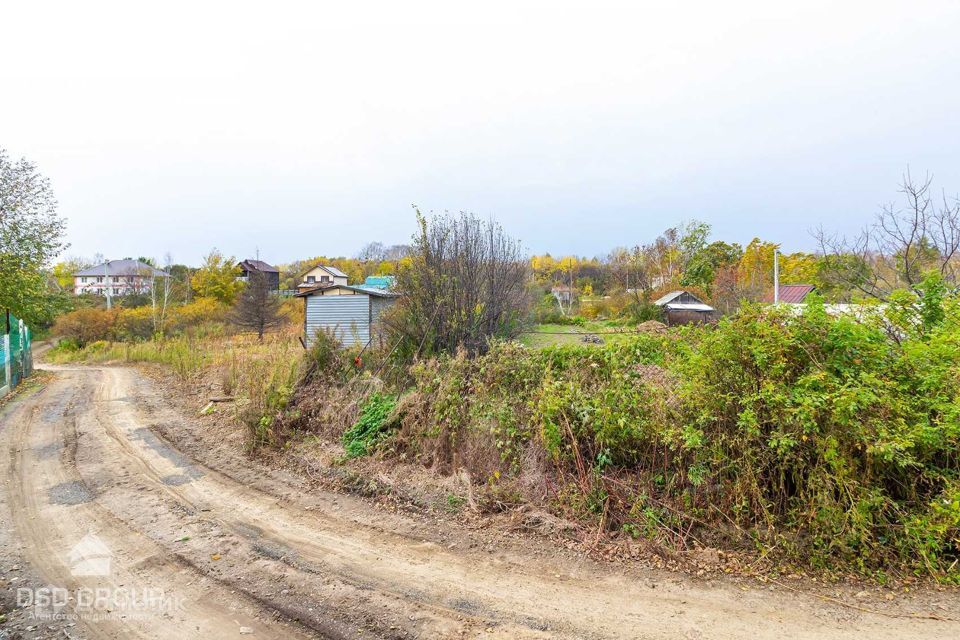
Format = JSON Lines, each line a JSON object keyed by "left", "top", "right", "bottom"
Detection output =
{"left": 238, "top": 259, "right": 280, "bottom": 290}
{"left": 238, "top": 259, "right": 279, "bottom": 274}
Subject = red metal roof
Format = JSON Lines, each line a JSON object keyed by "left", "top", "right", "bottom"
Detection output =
{"left": 765, "top": 284, "right": 816, "bottom": 303}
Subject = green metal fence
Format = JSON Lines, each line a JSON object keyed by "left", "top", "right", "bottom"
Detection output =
{"left": 1, "top": 311, "right": 33, "bottom": 398}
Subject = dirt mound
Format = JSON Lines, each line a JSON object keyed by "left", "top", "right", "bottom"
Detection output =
{"left": 636, "top": 320, "right": 668, "bottom": 334}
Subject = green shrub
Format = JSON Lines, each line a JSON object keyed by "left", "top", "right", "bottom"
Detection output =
{"left": 55, "top": 281, "right": 960, "bottom": 578}
{"left": 342, "top": 393, "right": 398, "bottom": 458}
{"left": 303, "top": 328, "right": 348, "bottom": 382}
{"left": 380, "top": 296, "right": 960, "bottom": 578}
{"left": 537, "top": 313, "right": 587, "bottom": 326}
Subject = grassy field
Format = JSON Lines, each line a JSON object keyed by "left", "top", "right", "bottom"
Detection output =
{"left": 518, "top": 320, "right": 644, "bottom": 348}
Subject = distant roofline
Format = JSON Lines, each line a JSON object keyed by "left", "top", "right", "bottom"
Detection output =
{"left": 301, "top": 264, "right": 348, "bottom": 280}
{"left": 74, "top": 259, "right": 169, "bottom": 277}
{"left": 295, "top": 284, "right": 399, "bottom": 298}
{"left": 654, "top": 290, "right": 705, "bottom": 306}
{"left": 238, "top": 259, "right": 279, "bottom": 273}
{"left": 766, "top": 283, "right": 816, "bottom": 304}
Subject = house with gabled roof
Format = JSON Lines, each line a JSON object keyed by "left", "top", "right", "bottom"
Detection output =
{"left": 73, "top": 259, "right": 169, "bottom": 297}
{"left": 653, "top": 290, "right": 716, "bottom": 325}
{"left": 237, "top": 259, "right": 280, "bottom": 290}
{"left": 297, "top": 265, "right": 349, "bottom": 292}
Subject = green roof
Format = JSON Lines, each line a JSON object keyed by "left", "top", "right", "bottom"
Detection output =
{"left": 361, "top": 275, "right": 395, "bottom": 290}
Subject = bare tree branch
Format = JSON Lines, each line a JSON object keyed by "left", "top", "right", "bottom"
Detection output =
{"left": 815, "top": 170, "right": 959, "bottom": 300}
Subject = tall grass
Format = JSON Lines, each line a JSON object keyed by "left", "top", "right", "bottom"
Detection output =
{"left": 48, "top": 329, "right": 305, "bottom": 447}
{"left": 50, "top": 337, "right": 212, "bottom": 378}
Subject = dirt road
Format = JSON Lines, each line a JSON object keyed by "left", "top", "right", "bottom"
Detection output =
{"left": 0, "top": 364, "right": 956, "bottom": 639}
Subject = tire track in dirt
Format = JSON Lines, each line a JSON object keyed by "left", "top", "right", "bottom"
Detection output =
{"left": 1, "top": 369, "right": 319, "bottom": 639}
{"left": 84, "top": 367, "right": 552, "bottom": 638}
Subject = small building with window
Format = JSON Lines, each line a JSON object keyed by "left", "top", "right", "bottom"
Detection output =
{"left": 297, "top": 265, "right": 349, "bottom": 291}
{"left": 73, "top": 259, "right": 169, "bottom": 297}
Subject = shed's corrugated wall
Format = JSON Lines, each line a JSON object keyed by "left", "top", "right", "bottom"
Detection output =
{"left": 369, "top": 296, "right": 395, "bottom": 326}
{"left": 369, "top": 296, "right": 397, "bottom": 348}
{"left": 305, "top": 295, "right": 370, "bottom": 347}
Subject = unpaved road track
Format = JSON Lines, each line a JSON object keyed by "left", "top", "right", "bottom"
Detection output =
{"left": 0, "top": 365, "right": 956, "bottom": 639}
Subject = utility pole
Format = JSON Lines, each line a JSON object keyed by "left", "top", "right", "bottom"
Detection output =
{"left": 773, "top": 249, "right": 780, "bottom": 304}
{"left": 105, "top": 260, "right": 112, "bottom": 310}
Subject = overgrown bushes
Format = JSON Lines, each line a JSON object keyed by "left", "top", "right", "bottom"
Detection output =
{"left": 50, "top": 307, "right": 118, "bottom": 347}
{"left": 52, "top": 298, "right": 230, "bottom": 345}
{"left": 287, "top": 292, "right": 960, "bottom": 579}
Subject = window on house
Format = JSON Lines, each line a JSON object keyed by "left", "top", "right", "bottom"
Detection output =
{"left": 112, "top": 276, "right": 120, "bottom": 283}
{"left": 96, "top": 276, "right": 104, "bottom": 283}
{"left": 81, "top": 277, "right": 87, "bottom": 284}
{"left": 127, "top": 276, "right": 134, "bottom": 283}
{"left": 320, "top": 276, "right": 330, "bottom": 283}
{"left": 306, "top": 276, "right": 316, "bottom": 284}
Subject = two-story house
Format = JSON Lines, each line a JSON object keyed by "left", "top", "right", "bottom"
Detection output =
{"left": 237, "top": 259, "right": 280, "bottom": 290}
{"left": 73, "top": 259, "right": 170, "bottom": 296}
{"left": 296, "top": 265, "right": 349, "bottom": 291}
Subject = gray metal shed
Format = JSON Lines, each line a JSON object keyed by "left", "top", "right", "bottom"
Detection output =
{"left": 296, "top": 285, "right": 398, "bottom": 347}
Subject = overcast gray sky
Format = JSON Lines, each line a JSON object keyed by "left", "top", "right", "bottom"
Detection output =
{"left": 3, "top": 1, "right": 960, "bottom": 265}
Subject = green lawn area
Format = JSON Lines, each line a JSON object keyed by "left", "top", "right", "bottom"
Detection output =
{"left": 518, "top": 320, "right": 638, "bottom": 348}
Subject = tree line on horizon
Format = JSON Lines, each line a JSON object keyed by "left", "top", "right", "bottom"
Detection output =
{"left": 4, "top": 139, "right": 959, "bottom": 332}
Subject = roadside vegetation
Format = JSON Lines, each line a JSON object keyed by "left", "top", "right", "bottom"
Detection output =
{"left": 42, "top": 178, "right": 960, "bottom": 583}
{"left": 268, "top": 281, "right": 959, "bottom": 582}
{"left": 49, "top": 327, "right": 304, "bottom": 449}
